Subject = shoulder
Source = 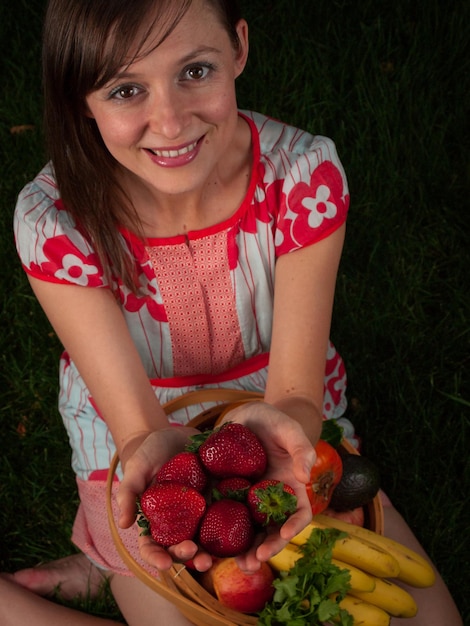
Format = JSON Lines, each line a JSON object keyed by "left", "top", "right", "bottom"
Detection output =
{"left": 15, "top": 162, "right": 70, "bottom": 228}
{"left": 241, "top": 110, "right": 344, "bottom": 173}
{"left": 14, "top": 164, "right": 106, "bottom": 286}
{"left": 240, "top": 111, "right": 350, "bottom": 254}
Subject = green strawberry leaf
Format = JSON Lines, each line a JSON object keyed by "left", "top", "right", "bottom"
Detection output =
{"left": 320, "top": 419, "right": 344, "bottom": 448}
{"left": 135, "top": 498, "right": 151, "bottom": 536}
{"left": 254, "top": 482, "right": 298, "bottom": 525}
{"left": 185, "top": 421, "right": 232, "bottom": 452}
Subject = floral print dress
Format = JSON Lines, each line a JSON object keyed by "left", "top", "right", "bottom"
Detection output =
{"left": 14, "top": 110, "right": 350, "bottom": 481}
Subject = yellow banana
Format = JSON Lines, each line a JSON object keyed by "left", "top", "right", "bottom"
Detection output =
{"left": 334, "top": 594, "right": 391, "bottom": 626}
{"left": 332, "top": 558, "right": 376, "bottom": 593}
{"left": 315, "top": 513, "right": 436, "bottom": 588}
{"left": 268, "top": 542, "right": 302, "bottom": 571}
{"left": 268, "top": 543, "right": 376, "bottom": 593}
{"left": 291, "top": 521, "right": 401, "bottom": 579}
{"left": 349, "top": 576, "right": 418, "bottom": 618}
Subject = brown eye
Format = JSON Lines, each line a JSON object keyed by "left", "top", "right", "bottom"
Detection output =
{"left": 184, "top": 64, "right": 212, "bottom": 81}
{"left": 109, "top": 84, "right": 141, "bottom": 100}
{"left": 117, "top": 86, "right": 137, "bottom": 99}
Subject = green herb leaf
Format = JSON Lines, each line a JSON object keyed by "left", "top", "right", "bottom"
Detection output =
{"left": 258, "top": 528, "right": 353, "bottom": 626}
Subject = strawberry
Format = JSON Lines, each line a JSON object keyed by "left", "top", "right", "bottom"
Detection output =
{"left": 212, "top": 477, "right": 251, "bottom": 502}
{"left": 198, "top": 499, "right": 255, "bottom": 557}
{"left": 247, "top": 479, "right": 297, "bottom": 526}
{"left": 139, "top": 482, "right": 206, "bottom": 546}
{"left": 155, "top": 451, "right": 208, "bottom": 492}
{"left": 189, "top": 422, "right": 267, "bottom": 479}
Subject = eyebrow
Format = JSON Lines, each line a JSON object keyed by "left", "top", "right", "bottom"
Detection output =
{"left": 179, "top": 45, "right": 222, "bottom": 64}
{"left": 112, "top": 45, "right": 223, "bottom": 82}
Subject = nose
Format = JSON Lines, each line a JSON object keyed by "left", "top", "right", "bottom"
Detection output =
{"left": 146, "top": 86, "right": 189, "bottom": 140}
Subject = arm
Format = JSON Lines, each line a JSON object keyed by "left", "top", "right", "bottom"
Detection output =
{"left": 227, "top": 224, "right": 346, "bottom": 565}
{"left": 266, "top": 223, "right": 346, "bottom": 442}
{"left": 27, "top": 277, "right": 203, "bottom": 568}
{"left": 27, "top": 276, "right": 169, "bottom": 449}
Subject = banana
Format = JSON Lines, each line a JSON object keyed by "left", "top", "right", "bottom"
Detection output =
{"left": 291, "top": 521, "right": 401, "bottom": 579}
{"left": 349, "top": 576, "right": 418, "bottom": 618}
{"left": 332, "top": 558, "right": 376, "bottom": 593}
{"left": 315, "top": 513, "right": 436, "bottom": 588}
{"left": 334, "top": 593, "right": 391, "bottom": 626}
{"left": 268, "top": 542, "right": 301, "bottom": 572}
{"left": 268, "top": 543, "right": 376, "bottom": 593}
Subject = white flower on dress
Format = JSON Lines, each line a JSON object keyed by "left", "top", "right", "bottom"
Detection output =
{"left": 303, "top": 184, "right": 338, "bottom": 229}
{"left": 55, "top": 253, "right": 100, "bottom": 285}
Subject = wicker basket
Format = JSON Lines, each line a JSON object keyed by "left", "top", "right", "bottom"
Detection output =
{"left": 106, "top": 390, "right": 383, "bottom": 626}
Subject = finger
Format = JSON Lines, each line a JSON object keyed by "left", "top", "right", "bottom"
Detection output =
{"left": 279, "top": 507, "right": 311, "bottom": 541}
{"left": 191, "top": 552, "right": 213, "bottom": 572}
{"left": 138, "top": 538, "right": 174, "bottom": 571}
{"left": 235, "top": 534, "right": 265, "bottom": 572}
{"left": 166, "top": 540, "right": 199, "bottom": 564}
{"left": 290, "top": 443, "right": 316, "bottom": 484}
{"left": 117, "top": 488, "right": 140, "bottom": 529}
{"left": 254, "top": 531, "right": 288, "bottom": 562}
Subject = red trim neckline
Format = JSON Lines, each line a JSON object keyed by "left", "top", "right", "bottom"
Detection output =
{"left": 119, "top": 112, "right": 260, "bottom": 247}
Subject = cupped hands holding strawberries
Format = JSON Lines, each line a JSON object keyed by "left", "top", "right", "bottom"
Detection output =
{"left": 116, "top": 401, "right": 317, "bottom": 575}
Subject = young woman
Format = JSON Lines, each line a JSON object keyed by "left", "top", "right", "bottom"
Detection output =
{"left": 1, "top": 0, "right": 462, "bottom": 624}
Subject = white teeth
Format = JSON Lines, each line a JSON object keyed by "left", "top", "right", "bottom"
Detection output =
{"left": 152, "top": 140, "right": 198, "bottom": 158}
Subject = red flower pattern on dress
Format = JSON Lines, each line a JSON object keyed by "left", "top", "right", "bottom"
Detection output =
{"left": 119, "top": 280, "right": 168, "bottom": 322}
{"left": 277, "top": 161, "right": 348, "bottom": 254}
{"left": 36, "top": 235, "right": 104, "bottom": 287}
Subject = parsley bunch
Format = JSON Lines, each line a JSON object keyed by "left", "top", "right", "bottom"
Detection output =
{"left": 258, "top": 528, "right": 353, "bottom": 626}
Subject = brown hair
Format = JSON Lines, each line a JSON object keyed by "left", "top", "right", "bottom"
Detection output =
{"left": 42, "top": 0, "right": 242, "bottom": 291}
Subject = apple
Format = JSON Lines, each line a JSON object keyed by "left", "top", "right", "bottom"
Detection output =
{"left": 200, "top": 557, "right": 275, "bottom": 613}
{"left": 322, "top": 505, "right": 365, "bottom": 527}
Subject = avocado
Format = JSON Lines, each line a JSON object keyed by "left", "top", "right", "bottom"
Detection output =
{"left": 330, "top": 453, "right": 380, "bottom": 511}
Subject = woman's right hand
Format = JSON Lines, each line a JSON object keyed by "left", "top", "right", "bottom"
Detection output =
{"left": 116, "top": 425, "right": 214, "bottom": 572}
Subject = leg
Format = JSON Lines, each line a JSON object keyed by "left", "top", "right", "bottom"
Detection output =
{"left": 383, "top": 505, "right": 463, "bottom": 626}
{"left": 4, "top": 553, "right": 108, "bottom": 600}
{"left": 110, "top": 574, "right": 194, "bottom": 626}
{"left": 0, "top": 575, "right": 120, "bottom": 626}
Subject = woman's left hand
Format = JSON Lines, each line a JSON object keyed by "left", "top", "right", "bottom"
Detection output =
{"left": 220, "top": 401, "right": 317, "bottom": 570}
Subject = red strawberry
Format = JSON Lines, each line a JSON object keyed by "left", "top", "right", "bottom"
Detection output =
{"left": 155, "top": 451, "right": 208, "bottom": 492}
{"left": 212, "top": 477, "right": 251, "bottom": 502}
{"left": 139, "top": 482, "right": 206, "bottom": 546}
{"left": 198, "top": 499, "right": 255, "bottom": 557}
{"left": 247, "top": 479, "right": 297, "bottom": 526}
{"left": 191, "top": 422, "right": 267, "bottom": 479}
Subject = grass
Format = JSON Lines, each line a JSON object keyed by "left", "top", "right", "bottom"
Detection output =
{"left": 1, "top": 0, "right": 469, "bottom": 622}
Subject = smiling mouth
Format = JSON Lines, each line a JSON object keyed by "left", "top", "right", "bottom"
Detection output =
{"left": 149, "top": 139, "right": 200, "bottom": 158}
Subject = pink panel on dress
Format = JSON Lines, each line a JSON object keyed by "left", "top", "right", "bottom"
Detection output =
{"left": 146, "top": 230, "right": 245, "bottom": 376}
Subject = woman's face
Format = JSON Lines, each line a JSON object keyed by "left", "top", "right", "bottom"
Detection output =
{"left": 85, "top": 0, "right": 248, "bottom": 207}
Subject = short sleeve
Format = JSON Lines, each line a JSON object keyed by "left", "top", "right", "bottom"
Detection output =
{"left": 13, "top": 164, "right": 106, "bottom": 287}
{"left": 274, "top": 136, "right": 349, "bottom": 255}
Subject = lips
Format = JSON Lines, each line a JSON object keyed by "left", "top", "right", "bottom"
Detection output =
{"left": 149, "top": 139, "right": 199, "bottom": 158}
{"left": 145, "top": 136, "right": 204, "bottom": 167}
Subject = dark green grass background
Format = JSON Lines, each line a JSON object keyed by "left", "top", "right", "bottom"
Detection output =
{"left": 1, "top": 0, "right": 468, "bottom": 621}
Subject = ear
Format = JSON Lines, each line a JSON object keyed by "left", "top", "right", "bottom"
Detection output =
{"left": 233, "top": 19, "right": 249, "bottom": 78}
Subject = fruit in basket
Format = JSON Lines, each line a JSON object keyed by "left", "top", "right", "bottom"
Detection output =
{"left": 187, "top": 421, "right": 267, "bottom": 479}
{"left": 315, "top": 513, "right": 436, "bottom": 588}
{"left": 138, "top": 482, "right": 206, "bottom": 546}
{"left": 200, "top": 557, "right": 275, "bottom": 613}
{"left": 212, "top": 476, "right": 252, "bottom": 502}
{"left": 198, "top": 499, "right": 255, "bottom": 557}
{"left": 329, "top": 453, "right": 380, "bottom": 512}
{"left": 155, "top": 451, "right": 208, "bottom": 492}
{"left": 247, "top": 479, "right": 297, "bottom": 526}
{"left": 306, "top": 439, "right": 343, "bottom": 514}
